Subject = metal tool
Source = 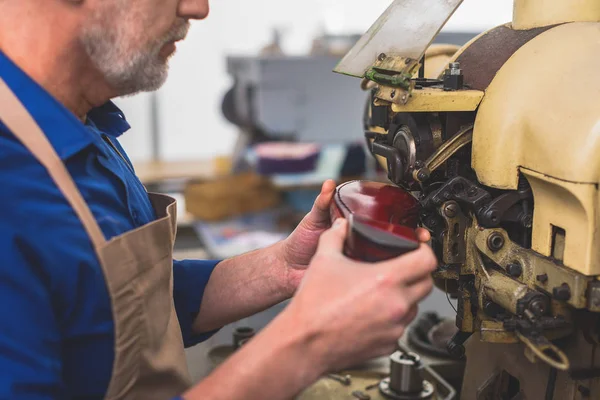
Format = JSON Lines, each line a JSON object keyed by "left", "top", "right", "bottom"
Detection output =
{"left": 326, "top": 373, "right": 352, "bottom": 386}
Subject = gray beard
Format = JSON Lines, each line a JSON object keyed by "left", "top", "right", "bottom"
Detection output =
{"left": 80, "top": 18, "right": 189, "bottom": 96}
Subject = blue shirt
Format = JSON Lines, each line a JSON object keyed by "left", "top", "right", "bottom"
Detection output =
{"left": 0, "top": 51, "right": 219, "bottom": 399}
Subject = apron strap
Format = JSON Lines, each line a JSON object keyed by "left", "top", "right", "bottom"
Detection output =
{"left": 0, "top": 78, "right": 106, "bottom": 249}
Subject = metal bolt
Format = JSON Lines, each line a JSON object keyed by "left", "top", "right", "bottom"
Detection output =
{"left": 507, "top": 263, "right": 522, "bottom": 278}
{"left": 414, "top": 160, "right": 424, "bottom": 169}
{"left": 378, "top": 53, "right": 387, "bottom": 61}
{"left": 536, "top": 274, "right": 548, "bottom": 283}
{"left": 529, "top": 299, "right": 547, "bottom": 316}
{"left": 553, "top": 283, "right": 571, "bottom": 301}
{"left": 443, "top": 202, "right": 459, "bottom": 218}
{"left": 417, "top": 169, "right": 430, "bottom": 182}
{"left": 579, "top": 385, "right": 591, "bottom": 397}
{"left": 401, "top": 95, "right": 407, "bottom": 102}
{"left": 449, "top": 62, "right": 462, "bottom": 76}
{"left": 487, "top": 232, "right": 505, "bottom": 252}
{"left": 327, "top": 373, "right": 352, "bottom": 386}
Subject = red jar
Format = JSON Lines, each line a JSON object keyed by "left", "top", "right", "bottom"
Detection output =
{"left": 330, "top": 180, "right": 420, "bottom": 262}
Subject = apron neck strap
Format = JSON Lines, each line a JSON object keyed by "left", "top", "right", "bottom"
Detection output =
{"left": 0, "top": 78, "right": 106, "bottom": 249}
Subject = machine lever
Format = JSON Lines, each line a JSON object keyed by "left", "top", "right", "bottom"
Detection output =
{"left": 413, "top": 125, "right": 473, "bottom": 182}
{"left": 371, "top": 141, "right": 405, "bottom": 185}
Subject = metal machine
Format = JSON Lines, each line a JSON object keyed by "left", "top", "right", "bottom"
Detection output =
{"left": 311, "top": 0, "right": 600, "bottom": 398}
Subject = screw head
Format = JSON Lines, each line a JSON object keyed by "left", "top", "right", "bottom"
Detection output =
{"left": 416, "top": 169, "right": 430, "bottom": 182}
{"left": 507, "top": 263, "right": 523, "bottom": 277}
{"left": 553, "top": 283, "right": 572, "bottom": 301}
{"left": 443, "top": 202, "right": 458, "bottom": 218}
{"left": 378, "top": 53, "right": 387, "bottom": 61}
{"left": 529, "top": 299, "right": 547, "bottom": 316}
{"left": 487, "top": 232, "right": 505, "bottom": 252}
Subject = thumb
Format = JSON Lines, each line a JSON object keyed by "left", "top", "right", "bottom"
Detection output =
{"left": 316, "top": 218, "right": 348, "bottom": 255}
{"left": 304, "top": 179, "right": 336, "bottom": 229}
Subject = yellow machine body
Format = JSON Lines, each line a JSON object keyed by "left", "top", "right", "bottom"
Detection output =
{"left": 472, "top": 22, "right": 600, "bottom": 276}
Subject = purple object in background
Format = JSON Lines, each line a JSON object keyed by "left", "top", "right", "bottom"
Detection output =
{"left": 255, "top": 142, "right": 321, "bottom": 174}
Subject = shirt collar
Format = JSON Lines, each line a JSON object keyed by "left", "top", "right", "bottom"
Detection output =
{"left": 0, "top": 50, "right": 131, "bottom": 160}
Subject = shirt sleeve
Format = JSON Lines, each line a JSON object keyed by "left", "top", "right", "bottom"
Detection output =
{"left": 0, "top": 228, "right": 63, "bottom": 399}
{"left": 172, "top": 259, "right": 222, "bottom": 347}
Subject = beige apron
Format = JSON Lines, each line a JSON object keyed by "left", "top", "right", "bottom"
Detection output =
{"left": 0, "top": 78, "right": 191, "bottom": 400}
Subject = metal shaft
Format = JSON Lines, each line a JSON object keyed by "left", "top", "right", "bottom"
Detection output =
{"left": 389, "top": 352, "right": 423, "bottom": 394}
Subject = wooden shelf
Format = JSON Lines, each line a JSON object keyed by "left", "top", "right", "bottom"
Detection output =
{"left": 133, "top": 159, "right": 230, "bottom": 185}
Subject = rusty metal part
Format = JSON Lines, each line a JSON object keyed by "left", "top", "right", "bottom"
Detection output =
{"left": 388, "top": 88, "right": 484, "bottom": 112}
{"left": 481, "top": 269, "right": 550, "bottom": 319}
{"left": 427, "top": 113, "right": 443, "bottom": 149}
{"left": 473, "top": 228, "right": 595, "bottom": 310}
{"left": 454, "top": 24, "right": 557, "bottom": 91}
{"left": 455, "top": 278, "right": 475, "bottom": 333}
{"left": 479, "top": 319, "right": 519, "bottom": 343}
{"left": 413, "top": 125, "right": 473, "bottom": 182}
{"left": 327, "top": 373, "right": 352, "bottom": 386}
{"left": 374, "top": 55, "right": 422, "bottom": 77}
{"left": 439, "top": 201, "right": 468, "bottom": 264}
{"left": 376, "top": 85, "right": 413, "bottom": 106}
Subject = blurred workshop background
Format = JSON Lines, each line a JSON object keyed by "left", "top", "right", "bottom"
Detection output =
{"left": 112, "top": 0, "right": 514, "bottom": 383}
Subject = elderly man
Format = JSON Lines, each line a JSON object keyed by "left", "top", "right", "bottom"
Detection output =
{"left": 0, "top": 1, "right": 437, "bottom": 399}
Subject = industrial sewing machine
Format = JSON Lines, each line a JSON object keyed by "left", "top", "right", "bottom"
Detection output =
{"left": 300, "top": 0, "right": 600, "bottom": 399}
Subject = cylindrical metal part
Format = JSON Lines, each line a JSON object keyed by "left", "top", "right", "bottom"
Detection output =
{"left": 482, "top": 270, "right": 550, "bottom": 316}
{"left": 233, "top": 327, "right": 255, "bottom": 349}
{"left": 389, "top": 352, "right": 423, "bottom": 394}
{"left": 483, "top": 270, "right": 528, "bottom": 314}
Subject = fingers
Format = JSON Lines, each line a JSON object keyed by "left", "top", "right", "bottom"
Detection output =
{"left": 403, "top": 276, "right": 434, "bottom": 304}
{"left": 399, "top": 304, "right": 419, "bottom": 326}
{"left": 316, "top": 218, "right": 348, "bottom": 255}
{"left": 312, "top": 179, "right": 336, "bottom": 215}
{"left": 377, "top": 244, "right": 438, "bottom": 284}
{"left": 415, "top": 228, "right": 431, "bottom": 243}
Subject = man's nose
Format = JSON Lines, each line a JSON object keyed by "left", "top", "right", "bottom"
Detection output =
{"left": 178, "top": 0, "right": 210, "bottom": 20}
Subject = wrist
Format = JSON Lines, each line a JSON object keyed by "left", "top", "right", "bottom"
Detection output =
{"left": 272, "top": 239, "right": 306, "bottom": 298}
{"left": 185, "top": 306, "right": 325, "bottom": 400}
{"left": 266, "top": 306, "right": 328, "bottom": 384}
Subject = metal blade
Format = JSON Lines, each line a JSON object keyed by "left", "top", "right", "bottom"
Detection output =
{"left": 333, "top": 0, "right": 464, "bottom": 78}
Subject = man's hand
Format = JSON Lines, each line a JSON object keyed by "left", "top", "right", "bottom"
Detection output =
{"left": 279, "top": 180, "right": 336, "bottom": 292}
{"left": 280, "top": 179, "right": 431, "bottom": 295}
{"left": 283, "top": 218, "right": 437, "bottom": 372}
{"left": 185, "top": 218, "right": 437, "bottom": 400}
